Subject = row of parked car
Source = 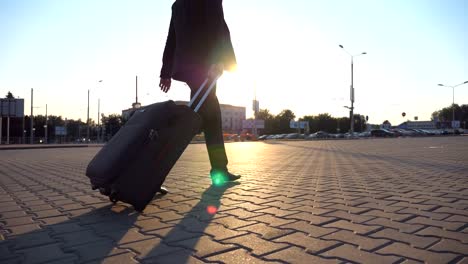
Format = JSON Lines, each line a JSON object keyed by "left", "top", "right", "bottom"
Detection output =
{"left": 257, "top": 128, "right": 465, "bottom": 141}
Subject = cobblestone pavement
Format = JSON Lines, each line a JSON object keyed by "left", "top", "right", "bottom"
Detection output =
{"left": 1, "top": 137, "right": 467, "bottom": 264}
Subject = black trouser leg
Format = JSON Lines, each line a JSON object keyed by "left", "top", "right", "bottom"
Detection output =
{"left": 188, "top": 78, "right": 228, "bottom": 172}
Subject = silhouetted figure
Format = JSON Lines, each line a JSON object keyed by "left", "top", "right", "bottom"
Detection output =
{"left": 159, "top": 0, "right": 240, "bottom": 184}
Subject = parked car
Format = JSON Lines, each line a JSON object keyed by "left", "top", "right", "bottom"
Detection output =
{"left": 358, "top": 131, "right": 371, "bottom": 138}
{"left": 257, "top": 135, "right": 268, "bottom": 140}
{"left": 312, "top": 131, "right": 329, "bottom": 139}
{"left": 285, "top": 133, "right": 301, "bottom": 139}
{"left": 371, "top": 129, "right": 395, "bottom": 137}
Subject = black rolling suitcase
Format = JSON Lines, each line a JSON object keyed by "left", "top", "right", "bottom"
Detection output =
{"left": 86, "top": 76, "right": 219, "bottom": 211}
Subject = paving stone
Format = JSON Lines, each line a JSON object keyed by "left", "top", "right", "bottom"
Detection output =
{"left": 102, "top": 228, "right": 156, "bottom": 245}
{"left": 248, "top": 214, "right": 296, "bottom": 227}
{"left": 152, "top": 210, "right": 184, "bottom": 222}
{"left": 203, "top": 224, "right": 248, "bottom": 240}
{"left": 38, "top": 215, "right": 70, "bottom": 225}
{"left": 32, "top": 209, "right": 65, "bottom": 219}
{"left": 70, "top": 240, "right": 130, "bottom": 263}
{"left": 370, "top": 228, "right": 439, "bottom": 249}
{"left": 49, "top": 221, "right": 90, "bottom": 235}
{"left": 232, "top": 202, "right": 269, "bottom": 211}
{"left": 323, "top": 230, "right": 391, "bottom": 251}
{"left": 170, "top": 235, "right": 238, "bottom": 257}
{"left": 223, "top": 233, "right": 289, "bottom": 256}
{"left": 415, "top": 226, "right": 468, "bottom": 243}
{"left": 444, "top": 215, "right": 468, "bottom": 223}
{"left": 264, "top": 246, "right": 339, "bottom": 264}
{"left": 134, "top": 218, "right": 174, "bottom": 232}
{"left": 322, "top": 244, "right": 401, "bottom": 263}
{"left": 146, "top": 226, "right": 203, "bottom": 243}
{"left": 15, "top": 243, "right": 78, "bottom": 264}
{"left": 211, "top": 215, "right": 256, "bottom": 229}
{"left": 279, "top": 221, "right": 338, "bottom": 237}
{"left": 237, "top": 222, "right": 295, "bottom": 240}
{"left": 274, "top": 232, "right": 340, "bottom": 253}
{"left": 396, "top": 207, "right": 450, "bottom": 221}
{"left": 2, "top": 216, "right": 35, "bottom": 227}
{"left": 6, "top": 223, "right": 42, "bottom": 236}
{"left": 324, "top": 220, "right": 379, "bottom": 235}
{"left": 429, "top": 239, "right": 468, "bottom": 255}
{"left": 143, "top": 253, "right": 204, "bottom": 264}
{"left": 377, "top": 242, "right": 458, "bottom": 263}
{"left": 206, "top": 248, "right": 281, "bottom": 263}
{"left": 53, "top": 229, "right": 110, "bottom": 247}
{"left": 120, "top": 237, "right": 189, "bottom": 260}
{"left": 405, "top": 216, "right": 466, "bottom": 231}
{"left": 225, "top": 208, "right": 264, "bottom": 219}
{"left": 255, "top": 207, "right": 300, "bottom": 217}
{"left": 87, "top": 252, "right": 138, "bottom": 264}
{"left": 324, "top": 210, "right": 375, "bottom": 223}
{"left": 261, "top": 201, "right": 303, "bottom": 210}
{"left": 433, "top": 207, "right": 468, "bottom": 217}
{"left": 0, "top": 211, "right": 27, "bottom": 219}
{"left": 284, "top": 212, "right": 336, "bottom": 225}
{"left": 11, "top": 230, "right": 58, "bottom": 250}
{"left": 365, "top": 218, "right": 425, "bottom": 233}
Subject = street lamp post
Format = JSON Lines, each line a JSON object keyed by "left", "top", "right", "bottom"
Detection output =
{"left": 87, "top": 89, "right": 90, "bottom": 142}
{"left": 97, "top": 80, "right": 103, "bottom": 143}
{"left": 339, "top": 45, "right": 367, "bottom": 134}
{"left": 438, "top": 81, "right": 468, "bottom": 123}
{"left": 30, "top": 88, "right": 34, "bottom": 144}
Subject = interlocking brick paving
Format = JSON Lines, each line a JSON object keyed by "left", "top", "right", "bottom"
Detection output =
{"left": 1, "top": 137, "right": 467, "bottom": 263}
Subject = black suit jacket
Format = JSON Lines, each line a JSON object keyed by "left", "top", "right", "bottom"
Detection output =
{"left": 160, "top": 0, "right": 237, "bottom": 82}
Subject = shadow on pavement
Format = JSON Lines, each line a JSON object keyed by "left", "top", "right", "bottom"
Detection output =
{"left": 0, "top": 183, "right": 238, "bottom": 263}
{"left": 143, "top": 182, "right": 239, "bottom": 263}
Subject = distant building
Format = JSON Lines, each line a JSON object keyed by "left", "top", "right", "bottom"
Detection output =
{"left": 174, "top": 101, "right": 246, "bottom": 133}
{"left": 397, "top": 121, "right": 436, "bottom": 130}
{"left": 122, "top": 101, "right": 246, "bottom": 133}
{"left": 219, "top": 103, "right": 246, "bottom": 133}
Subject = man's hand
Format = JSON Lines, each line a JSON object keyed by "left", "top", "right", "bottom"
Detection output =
{"left": 208, "top": 63, "right": 224, "bottom": 78}
{"left": 159, "top": 78, "right": 171, "bottom": 93}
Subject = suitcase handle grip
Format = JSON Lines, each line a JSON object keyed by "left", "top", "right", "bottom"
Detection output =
{"left": 187, "top": 75, "right": 221, "bottom": 113}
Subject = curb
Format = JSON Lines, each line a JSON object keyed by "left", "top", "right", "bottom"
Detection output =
{"left": 0, "top": 144, "right": 104, "bottom": 151}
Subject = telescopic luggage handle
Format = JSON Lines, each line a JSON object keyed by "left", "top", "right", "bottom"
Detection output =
{"left": 188, "top": 75, "right": 221, "bottom": 113}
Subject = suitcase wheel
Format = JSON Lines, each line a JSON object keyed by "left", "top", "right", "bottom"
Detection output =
{"left": 109, "top": 197, "right": 118, "bottom": 204}
{"left": 109, "top": 191, "right": 119, "bottom": 204}
{"left": 158, "top": 186, "right": 169, "bottom": 195}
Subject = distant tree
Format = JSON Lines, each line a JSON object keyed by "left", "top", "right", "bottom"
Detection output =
{"left": 256, "top": 109, "right": 274, "bottom": 120}
{"left": 276, "top": 109, "right": 296, "bottom": 133}
{"left": 256, "top": 109, "right": 275, "bottom": 134}
{"left": 316, "top": 113, "right": 336, "bottom": 133}
{"left": 101, "top": 114, "right": 124, "bottom": 140}
{"left": 5, "top": 91, "right": 14, "bottom": 99}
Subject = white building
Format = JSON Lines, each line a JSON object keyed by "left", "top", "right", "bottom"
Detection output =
{"left": 219, "top": 104, "right": 246, "bottom": 133}
{"left": 176, "top": 101, "right": 245, "bottom": 133}
{"left": 398, "top": 121, "right": 436, "bottom": 130}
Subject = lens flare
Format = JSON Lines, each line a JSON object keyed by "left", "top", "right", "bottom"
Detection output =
{"left": 211, "top": 172, "right": 226, "bottom": 187}
{"left": 207, "top": 205, "right": 218, "bottom": 215}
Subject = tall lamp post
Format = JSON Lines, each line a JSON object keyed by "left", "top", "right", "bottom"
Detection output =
{"left": 339, "top": 45, "right": 367, "bottom": 134}
{"left": 97, "top": 80, "right": 103, "bottom": 143}
{"left": 438, "top": 81, "right": 468, "bottom": 123}
{"left": 87, "top": 89, "right": 90, "bottom": 142}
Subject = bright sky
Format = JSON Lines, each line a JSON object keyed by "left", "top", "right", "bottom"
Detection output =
{"left": 1, "top": 0, "right": 467, "bottom": 125}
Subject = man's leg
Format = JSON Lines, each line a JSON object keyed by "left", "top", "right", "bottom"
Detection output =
{"left": 188, "top": 78, "right": 228, "bottom": 171}
{"left": 188, "top": 78, "right": 240, "bottom": 183}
